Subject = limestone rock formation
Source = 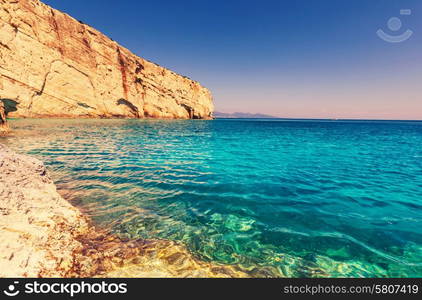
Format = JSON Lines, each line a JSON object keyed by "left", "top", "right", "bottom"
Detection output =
{"left": 0, "top": 0, "right": 214, "bottom": 119}
{"left": 0, "top": 143, "right": 89, "bottom": 277}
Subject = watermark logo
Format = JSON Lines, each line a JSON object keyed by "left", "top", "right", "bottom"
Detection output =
{"left": 3, "top": 281, "right": 20, "bottom": 297}
{"left": 377, "top": 9, "right": 413, "bottom": 43}
{"left": 2, "top": 281, "right": 127, "bottom": 297}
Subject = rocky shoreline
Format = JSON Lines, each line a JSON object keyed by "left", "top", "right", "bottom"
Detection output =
{"left": 0, "top": 144, "right": 250, "bottom": 278}
{"left": 0, "top": 144, "right": 88, "bottom": 276}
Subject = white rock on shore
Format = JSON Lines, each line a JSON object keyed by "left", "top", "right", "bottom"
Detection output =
{"left": 0, "top": 144, "right": 88, "bottom": 277}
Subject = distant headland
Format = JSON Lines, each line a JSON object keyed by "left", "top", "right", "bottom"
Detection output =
{"left": 213, "top": 111, "right": 277, "bottom": 119}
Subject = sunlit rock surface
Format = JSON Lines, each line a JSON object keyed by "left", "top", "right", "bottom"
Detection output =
{"left": 0, "top": 0, "right": 213, "bottom": 119}
{"left": 0, "top": 144, "right": 88, "bottom": 277}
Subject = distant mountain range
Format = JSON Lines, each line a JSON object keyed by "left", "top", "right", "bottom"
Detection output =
{"left": 213, "top": 111, "right": 278, "bottom": 118}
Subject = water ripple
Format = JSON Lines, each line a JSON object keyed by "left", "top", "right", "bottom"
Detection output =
{"left": 2, "top": 118, "right": 422, "bottom": 277}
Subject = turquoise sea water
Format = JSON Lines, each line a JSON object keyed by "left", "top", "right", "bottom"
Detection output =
{"left": 3, "top": 119, "right": 422, "bottom": 277}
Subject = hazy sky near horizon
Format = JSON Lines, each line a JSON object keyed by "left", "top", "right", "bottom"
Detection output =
{"left": 43, "top": 0, "right": 422, "bottom": 119}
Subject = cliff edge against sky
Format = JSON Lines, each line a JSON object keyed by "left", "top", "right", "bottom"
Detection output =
{"left": 0, "top": 0, "right": 213, "bottom": 119}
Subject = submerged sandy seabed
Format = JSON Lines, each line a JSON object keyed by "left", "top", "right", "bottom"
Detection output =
{"left": 0, "top": 144, "right": 252, "bottom": 278}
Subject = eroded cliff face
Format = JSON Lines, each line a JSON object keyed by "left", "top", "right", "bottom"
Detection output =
{"left": 0, "top": 0, "right": 214, "bottom": 119}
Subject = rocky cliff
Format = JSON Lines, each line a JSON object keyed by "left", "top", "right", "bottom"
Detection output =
{"left": 0, "top": 0, "right": 213, "bottom": 119}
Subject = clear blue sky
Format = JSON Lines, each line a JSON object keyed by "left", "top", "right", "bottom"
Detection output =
{"left": 43, "top": 0, "right": 422, "bottom": 119}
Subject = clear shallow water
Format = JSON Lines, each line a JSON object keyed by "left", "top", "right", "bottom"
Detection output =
{"left": 3, "top": 118, "right": 422, "bottom": 277}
